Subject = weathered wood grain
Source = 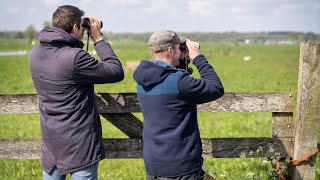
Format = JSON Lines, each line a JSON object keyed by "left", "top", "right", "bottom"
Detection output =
{"left": 0, "top": 138, "right": 293, "bottom": 159}
{"left": 101, "top": 113, "right": 143, "bottom": 138}
{"left": 95, "top": 93, "right": 141, "bottom": 113}
{"left": 292, "top": 43, "right": 320, "bottom": 180}
{"left": 199, "top": 92, "right": 294, "bottom": 112}
{"left": 104, "top": 138, "right": 143, "bottom": 158}
{"left": 0, "top": 94, "right": 38, "bottom": 114}
{"left": 202, "top": 138, "right": 293, "bottom": 158}
{"left": 0, "top": 139, "right": 41, "bottom": 159}
{"left": 272, "top": 112, "right": 294, "bottom": 138}
{"left": 0, "top": 92, "right": 294, "bottom": 114}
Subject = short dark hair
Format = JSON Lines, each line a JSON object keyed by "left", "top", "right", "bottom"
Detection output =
{"left": 52, "top": 5, "right": 85, "bottom": 33}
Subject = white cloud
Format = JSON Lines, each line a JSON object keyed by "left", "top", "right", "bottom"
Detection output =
{"left": 79, "top": 0, "right": 94, "bottom": 5}
{"left": 103, "top": 0, "right": 144, "bottom": 6}
{"left": 188, "top": 0, "right": 213, "bottom": 15}
{"left": 143, "top": 0, "right": 167, "bottom": 13}
{"left": 44, "top": 0, "right": 59, "bottom": 6}
{"left": 229, "top": 6, "right": 249, "bottom": 14}
{"left": 4, "top": 7, "right": 20, "bottom": 15}
{"left": 187, "top": 0, "right": 268, "bottom": 16}
{"left": 314, "top": 3, "right": 320, "bottom": 11}
{"left": 0, "top": 0, "right": 319, "bottom": 33}
{"left": 273, "top": 3, "right": 317, "bottom": 17}
{"left": 42, "top": 0, "right": 95, "bottom": 7}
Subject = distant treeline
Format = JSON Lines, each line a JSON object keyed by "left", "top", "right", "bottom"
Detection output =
{"left": 103, "top": 31, "right": 320, "bottom": 44}
{"left": 1, "top": 30, "right": 319, "bottom": 44}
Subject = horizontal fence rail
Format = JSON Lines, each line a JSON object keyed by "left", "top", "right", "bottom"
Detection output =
{"left": 0, "top": 92, "right": 295, "bottom": 160}
{"left": 0, "top": 138, "right": 293, "bottom": 159}
{"left": 0, "top": 92, "right": 294, "bottom": 114}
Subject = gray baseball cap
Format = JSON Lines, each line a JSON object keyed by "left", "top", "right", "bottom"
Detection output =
{"left": 148, "top": 30, "right": 186, "bottom": 53}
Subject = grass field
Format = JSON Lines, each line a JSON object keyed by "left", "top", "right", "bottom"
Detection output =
{"left": 0, "top": 39, "right": 319, "bottom": 179}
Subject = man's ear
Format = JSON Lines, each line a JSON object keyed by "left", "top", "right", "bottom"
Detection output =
{"left": 71, "top": 24, "right": 78, "bottom": 34}
{"left": 167, "top": 47, "right": 173, "bottom": 57}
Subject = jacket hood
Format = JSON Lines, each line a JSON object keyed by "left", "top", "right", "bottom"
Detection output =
{"left": 36, "top": 26, "right": 84, "bottom": 48}
{"left": 133, "top": 60, "right": 178, "bottom": 86}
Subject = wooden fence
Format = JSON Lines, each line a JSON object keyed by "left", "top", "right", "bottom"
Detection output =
{"left": 0, "top": 43, "right": 319, "bottom": 179}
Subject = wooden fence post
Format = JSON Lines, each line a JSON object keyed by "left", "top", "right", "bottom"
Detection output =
{"left": 292, "top": 43, "right": 320, "bottom": 180}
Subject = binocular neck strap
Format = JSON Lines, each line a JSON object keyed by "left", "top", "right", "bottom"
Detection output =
{"left": 86, "top": 31, "right": 90, "bottom": 51}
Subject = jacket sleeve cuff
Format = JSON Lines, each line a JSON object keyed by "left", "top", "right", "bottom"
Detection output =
{"left": 94, "top": 39, "right": 105, "bottom": 46}
{"left": 192, "top": 54, "right": 207, "bottom": 65}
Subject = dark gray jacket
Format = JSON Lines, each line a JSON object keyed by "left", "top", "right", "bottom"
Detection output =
{"left": 29, "top": 26, "right": 124, "bottom": 175}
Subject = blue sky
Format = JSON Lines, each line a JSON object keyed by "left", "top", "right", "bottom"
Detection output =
{"left": 1, "top": 0, "right": 320, "bottom": 33}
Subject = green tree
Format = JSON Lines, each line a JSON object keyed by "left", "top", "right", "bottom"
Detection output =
{"left": 24, "top": 25, "right": 37, "bottom": 43}
{"left": 304, "top": 32, "right": 317, "bottom": 42}
{"left": 43, "top": 21, "right": 51, "bottom": 28}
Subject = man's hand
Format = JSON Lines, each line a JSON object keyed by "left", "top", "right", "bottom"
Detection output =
{"left": 186, "top": 39, "right": 200, "bottom": 60}
{"left": 88, "top": 17, "right": 103, "bottom": 43}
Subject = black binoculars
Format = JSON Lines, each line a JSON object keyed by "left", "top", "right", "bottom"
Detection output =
{"left": 82, "top": 17, "right": 103, "bottom": 29}
{"left": 177, "top": 42, "right": 193, "bottom": 74}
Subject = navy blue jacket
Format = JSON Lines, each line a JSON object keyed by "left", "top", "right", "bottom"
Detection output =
{"left": 29, "top": 26, "right": 124, "bottom": 175}
{"left": 133, "top": 55, "right": 224, "bottom": 177}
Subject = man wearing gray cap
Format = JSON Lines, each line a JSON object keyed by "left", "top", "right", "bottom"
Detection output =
{"left": 133, "top": 30, "right": 224, "bottom": 179}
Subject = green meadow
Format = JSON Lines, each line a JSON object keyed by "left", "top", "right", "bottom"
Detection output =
{"left": 0, "top": 39, "right": 319, "bottom": 179}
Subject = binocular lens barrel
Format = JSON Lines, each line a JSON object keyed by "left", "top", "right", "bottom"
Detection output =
{"left": 82, "top": 17, "right": 103, "bottom": 29}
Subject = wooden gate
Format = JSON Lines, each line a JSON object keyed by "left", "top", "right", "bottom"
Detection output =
{"left": 0, "top": 43, "right": 319, "bottom": 179}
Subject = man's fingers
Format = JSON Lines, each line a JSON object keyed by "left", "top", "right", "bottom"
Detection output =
{"left": 186, "top": 39, "right": 200, "bottom": 49}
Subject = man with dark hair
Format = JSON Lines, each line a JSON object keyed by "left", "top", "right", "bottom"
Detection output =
{"left": 29, "top": 5, "right": 124, "bottom": 179}
{"left": 52, "top": 5, "right": 85, "bottom": 34}
{"left": 133, "top": 30, "right": 224, "bottom": 179}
